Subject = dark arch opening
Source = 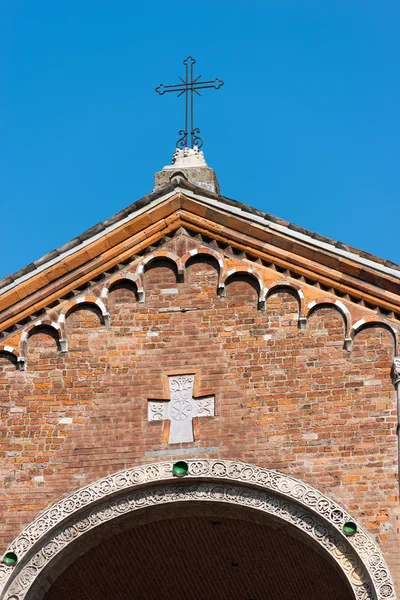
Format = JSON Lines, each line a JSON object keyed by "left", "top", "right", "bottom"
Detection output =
{"left": 38, "top": 501, "right": 354, "bottom": 600}
{"left": 185, "top": 254, "right": 220, "bottom": 275}
{"left": 0, "top": 350, "right": 18, "bottom": 368}
{"left": 109, "top": 279, "right": 139, "bottom": 302}
{"left": 144, "top": 258, "right": 179, "bottom": 282}
{"left": 224, "top": 274, "right": 260, "bottom": 307}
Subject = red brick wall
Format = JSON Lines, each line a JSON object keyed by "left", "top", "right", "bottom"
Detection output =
{"left": 0, "top": 235, "right": 399, "bottom": 587}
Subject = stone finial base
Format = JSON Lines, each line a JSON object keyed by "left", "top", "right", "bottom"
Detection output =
{"left": 154, "top": 147, "right": 220, "bottom": 194}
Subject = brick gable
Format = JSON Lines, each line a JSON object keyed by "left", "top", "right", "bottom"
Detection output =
{"left": 0, "top": 183, "right": 399, "bottom": 595}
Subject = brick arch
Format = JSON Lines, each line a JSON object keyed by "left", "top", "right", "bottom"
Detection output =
{"left": 0, "top": 346, "right": 21, "bottom": 370}
{"left": 102, "top": 273, "right": 143, "bottom": 303}
{"left": 19, "top": 321, "right": 63, "bottom": 359}
{"left": 136, "top": 251, "right": 183, "bottom": 303}
{"left": 0, "top": 460, "right": 395, "bottom": 600}
{"left": 221, "top": 267, "right": 267, "bottom": 307}
{"left": 58, "top": 296, "right": 110, "bottom": 328}
{"left": 139, "top": 250, "right": 183, "bottom": 278}
{"left": 265, "top": 279, "right": 306, "bottom": 324}
{"left": 350, "top": 317, "right": 398, "bottom": 355}
{"left": 306, "top": 298, "right": 352, "bottom": 349}
{"left": 181, "top": 247, "right": 226, "bottom": 291}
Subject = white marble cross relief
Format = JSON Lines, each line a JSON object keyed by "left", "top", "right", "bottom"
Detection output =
{"left": 148, "top": 374, "right": 215, "bottom": 444}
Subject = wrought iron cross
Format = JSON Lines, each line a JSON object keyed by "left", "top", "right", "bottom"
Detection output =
{"left": 155, "top": 56, "right": 224, "bottom": 149}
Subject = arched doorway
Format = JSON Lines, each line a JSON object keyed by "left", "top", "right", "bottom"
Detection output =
{"left": 42, "top": 505, "right": 354, "bottom": 599}
{"left": 0, "top": 460, "right": 396, "bottom": 600}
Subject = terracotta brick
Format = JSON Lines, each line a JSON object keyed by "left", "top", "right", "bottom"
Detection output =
{"left": 0, "top": 227, "right": 399, "bottom": 596}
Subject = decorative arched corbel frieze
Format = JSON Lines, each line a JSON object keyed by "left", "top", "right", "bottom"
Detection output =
{"left": 58, "top": 295, "right": 110, "bottom": 329}
{"left": 112, "top": 272, "right": 145, "bottom": 303}
{"left": 264, "top": 279, "right": 306, "bottom": 327}
{"left": 140, "top": 250, "right": 182, "bottom": 278}
{"left": 0, "top": 460, "right": 396, "bottom": 600}
{"left": 19, "top": 320, "right": 64, "bottom": 365}
{"left": 0, "top": 345, "right": 24, "bottom": 371}
{"left": 181, "top": 246, "right": 227, "bottom": 293}
{"left": 135, "top": 250, "right": 182, "bottom": 302}
{"left": 55, "top": 314, "right": 68, "bottom": 352}
{"left": 102, "top": 272, "right": 142, "bottom": 303}
{"left": 350, "top": 316, "right": 398, "bottom": 355}
{"left": 221, "top": 267, "right": 267, "bottom": 308}
{"left": 306, "top": 298, "right": 353, "bottom": 350}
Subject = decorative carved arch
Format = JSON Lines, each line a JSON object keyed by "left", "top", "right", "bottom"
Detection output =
{"left": 306, "top": 298, "right": 353, "bottom": 349}
{"left": 181, "top": 247, "right": 227, "bottom": 291}
{"left": 19, "top": 321, "right": 63, "bottom": 359}
{"left": 350, "top": 316, "right": 398, "bottom": 355}
{"left": 0, "top": 346, "right": 23, "bottom": 370}
{"left": 58, "top": 296, "right": 110, "bottom": 328}
{"left": 221, "top": 267, "right": 267, "bottom": 307}
{"left": 0, "top": 460, "right": 395, "bottom": 600}
{"left": 134, "top": 251, "right": 182, "bottom": 303}
{"left": 264, "top": 279, "right": 306, "bottom": 325}
{"left": 102, "top": 273, "right": 142, "bottom": 302}
{"left": 139, "top": 250, "right": 182, "bottom": 277}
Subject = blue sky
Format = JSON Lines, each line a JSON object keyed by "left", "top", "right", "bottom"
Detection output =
{"left": 1, "top": 1, "right": 399, "bottom": 279}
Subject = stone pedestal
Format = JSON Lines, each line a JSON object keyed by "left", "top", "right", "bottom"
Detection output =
{"left": 154, "top": 147, "right": 220, "bottom": 194}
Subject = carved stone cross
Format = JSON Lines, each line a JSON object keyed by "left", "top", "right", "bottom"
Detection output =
{"left": 148, "top": 373, "right": 215, "bottom": 444}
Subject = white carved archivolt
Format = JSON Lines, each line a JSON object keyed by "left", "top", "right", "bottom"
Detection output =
{"left": 0, "top": 460, "right": 396, "bottom": 600}
{"left": 148, "top": 374, "right": 215, "bottom": 443}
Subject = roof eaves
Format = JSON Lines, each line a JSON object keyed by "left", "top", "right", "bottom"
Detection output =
{"left": 1, "top": 177, "right": 399, "bottom": 298}
{"left": 0, "top": 183, "right": 175, "bottom": 296}
{"left": 173, "top": 179, "right": 399, "bottom": 274}
{"left": 172, "top": 182, "right": 400, "bottom": 280}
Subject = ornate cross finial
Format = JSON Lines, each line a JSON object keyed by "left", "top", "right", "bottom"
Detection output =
{"left": 148, "top": 373, "right": 215, "bottom": 444}
{"left": 155, "top": 57, "right": 224, "bottom": 150}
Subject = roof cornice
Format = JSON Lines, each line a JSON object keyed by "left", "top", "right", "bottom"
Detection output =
{"left": 0, "top": 184, "right": 176, "bottom": 297}
{"left": 173, "top": 179, "right": 400, "bottom": 280}
{"left": 2, "top": 178, "right": 400, "bottom": 300}
{"left": 1, "top": 177, "right": 400, "bottom": 338}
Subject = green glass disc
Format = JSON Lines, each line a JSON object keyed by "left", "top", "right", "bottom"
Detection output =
{"left": 172, "top": 461, "right": 189, "bottom": 477}
{"left": 2, "top": 552, "right": 18, "bottom": 566}
{"left": 342, "top": 522, "right": 357, "bottom": 536}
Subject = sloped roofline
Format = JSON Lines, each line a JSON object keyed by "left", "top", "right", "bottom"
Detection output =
{"left": 1, "top": 177, "right": 399, "bottom": 298}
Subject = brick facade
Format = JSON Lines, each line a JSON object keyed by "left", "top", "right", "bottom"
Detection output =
{"left": 0, "top": 182, "right": 399, "bottom": 597}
